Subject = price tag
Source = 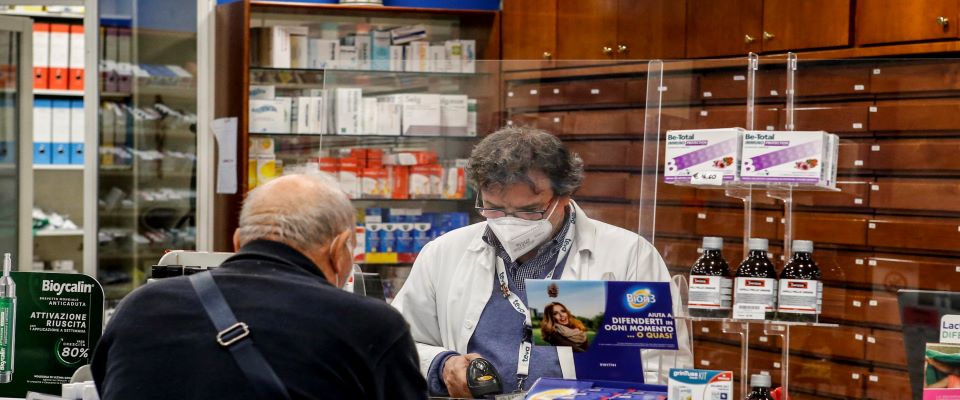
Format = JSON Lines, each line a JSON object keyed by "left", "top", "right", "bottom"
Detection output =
{"left": 760, "top": 370, "right": 770, "bottom": 376}
{"left": 871, "top": 145, "right": 881, "bottom": 151}
{"left": 854, "top": 84, "right": 865, "bottom": 91}
{"left": 733, "top": 75, "right": 746, "bottom": 81}
{"left": 853, "top": 123, "right": 863, "bottom": 129}
{"left": 955, "top": 266, "right": 960, "bottom": 273}
{"left": 854, "top": 160, "right": 864, "bottom": 166}
{"left": 733, "top": 303, "right": 766, "bottom": 320}
{"left": 590, "top": 89, "right": 600, "bottom": 95}
{"left": 770, "top": 90, "right": 779, "bottom": 96}
{"left": 700, "top": 110, "right": 709, "bottom": 117}
{"left": 703, "top": 91, "right": 713, "bottom": 98}
{"left": 530, "top": 89, "right": 538, "bottom": 95}
{"left": 855, "top": 198, "right": 863, "bottom": 205}
{"left": 869, "top": 106, "right": 878, "bottom": 112}
{"left": 365, "top": 252, "right": 399, "bottom": 264}
{"left": 691, "top": 172, "right": 724, "bottom": 186}
{"left": 553, "top": 88, "right": 560, "bottom": 94}
{"left": 868, "top": 336, "right": 876, "bottom": 343}
{"left": 855, "top": 334, "right": 864, "bottom": 340}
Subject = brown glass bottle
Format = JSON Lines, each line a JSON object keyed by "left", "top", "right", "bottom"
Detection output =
{"left": 734, "top": 238, "right": 778, "bottom": 320}
{"left": 777, "top": 240, "right": 822, "bottom": 323}
{"left": 688, "top": 237, "right": 732, "bottom": 318}
{"left": 745, "top": 374, "right": 775, "bottom": 400}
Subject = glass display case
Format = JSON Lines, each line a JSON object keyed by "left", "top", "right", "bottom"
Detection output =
{"left": 97, "top": 0, "right": 198, "bottom": 300}
{"left": 0, "top": 16, "right": 32, "bottom": 269}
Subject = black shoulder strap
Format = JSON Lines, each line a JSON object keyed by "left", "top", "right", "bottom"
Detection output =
{"left": 189, "top": 271, "right": 292, "bottom": 400}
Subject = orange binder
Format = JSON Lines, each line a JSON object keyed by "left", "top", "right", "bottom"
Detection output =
{"left": 32, "top": 23, "right": 49, "bottom": 89}
{"left": 68, "top": 25, "right": 84, "bottom": 91}
{"left": 47, "top": 24, "right": 70, "bottom": 90}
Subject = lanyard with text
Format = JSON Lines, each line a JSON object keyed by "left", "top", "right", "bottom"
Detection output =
{"left": 494, "top": 210, "right": 576, "bottom": 392}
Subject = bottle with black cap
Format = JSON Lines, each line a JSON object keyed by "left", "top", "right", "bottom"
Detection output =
{"left": 777, "top": 240, "right": 823, "bottom": 322}
{"left": 734, "top": 238, "right": 778, "bottom": 320}
{"left": 688, "top": 236, "right": 733, "bottom": 318}
{"left": 745, "top": 374, "right": 775, "bottom": 400}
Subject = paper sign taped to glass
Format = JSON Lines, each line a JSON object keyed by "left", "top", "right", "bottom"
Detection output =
{"left": 526, "top": 280, "right": 678, "bottom": 382}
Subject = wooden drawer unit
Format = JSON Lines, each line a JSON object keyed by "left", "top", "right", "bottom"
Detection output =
{"left": 793, "top": 180, "right": 871, "bottom": 209}
{"left": 790, "top": 325, "right": 868, "bottom": 360}
{"left": 866, "top": 329, "right": 908, "bottom": 367}
{"left": 868, "top": 253, "right": 960, "bottom": 292}
{"left": 865, "top": 367, "right": 912, "bottom": 400}
{"left": 863, "top": 290, "right": 902, "bottom": 327}
{"left": 871, "top": 61, "right": 960, "bottom": 93}
{"left": 693, "top": 341, "right": 741, "bottom": 371}
{"left": 657, "top": 107, "right": 699, "bottom": 132}
{"left": 813, "top": 249, "right": 871, "bottom": 287}
{"left": 781, "top": 103, "right": 870, "bottom": 135}
{"left": 790, "top": 357, "right": 867, "bottom": 398}
{"left": 837, "top": 140, "right": 873, "bottom": 171}
{"left": 625, "top": 79, "right": 647, "bottom": 103}
{"left": 796, "top": 65, "right": 871, "bottom": 97}
{"left": 630, "top": 140, "right": 664, "bottom": 168}
{"left": 567, "top": 140, "right": 630, "bottom": 168}
{"left": 869, "top": 178, "right": 960, "bottom": 213}
{"left": 693, "top": 320, "right": 741, "bottom": 343}
{"left": 563, "top": 110, "right": 629, "bottom": 136}
{"left": 662, "top": 75, "right": 700, "bottom": 104}
{"left": 788, "top": 212, "right": 869, "bottom": 246}
{"left": 655, "top": 206, "right": 699, "bottom": 236}
{"left": 868, "top": 216, "right": 960, "bottom": 252}
{"left": 868, "top": 138, "right": 960, "bottom": 172}
{"left": 563, "top": 79, "right": 627, "bottom": 106}
{"left": 577, "top": 172, "right": 628, "bottom": 199}
{"left": 505, "top": 83, "right": 543, "bottom": 109}
{"left": 695, "top": 208, "right": 780, "bottom": 240}
{"left": 856, "top": 0, "right": 960, "bottom": 45}
{"left": 695, "top": 188, "right": 777, "bottom": 207}
{"left": 627, "top": 175, "right": 699, "bottom": 203}
{"left": 697, "top": 106, "right": 779, "bottom": 131}
{"left": 699, "top": 70, "right": 783, "bottom": 100}
{"left": 870, "top": 101, "right": 960, "bottom": 132}
{"left": 823, "top": 287, "right": 866, "bottom": 322}
{"left": 508, "top": 112, "right": 566, "bottom": 134}
{"left": 655, "top": 237, "right": 701, "bottom": 269}
{"left": 578, "top": 202, "right": 630, "bottom": 230}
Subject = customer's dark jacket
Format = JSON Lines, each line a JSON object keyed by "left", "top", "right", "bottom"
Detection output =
{"left": 91, "top": 239, "right": 427, "bottom": 400}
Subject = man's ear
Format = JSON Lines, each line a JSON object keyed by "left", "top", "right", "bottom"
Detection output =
{"left": 329, "top": 229, "right": 353, "bottom": 273}
{"left": 233, "top": 229, "right": 241, "bottom": 252}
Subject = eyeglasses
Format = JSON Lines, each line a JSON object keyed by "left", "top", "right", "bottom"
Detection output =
{"left": 475, "top": 194, "right": 557, "bottom": 221}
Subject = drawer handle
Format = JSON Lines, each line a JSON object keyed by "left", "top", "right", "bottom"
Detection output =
{"left": 763, "top": 31, "right": 776, "bottom": 41}
{"left": 602, "top": 46, "right": 614, "bottom": 56}
{"left": 937, "top": 16, "right": 950, "bottom": 27}
{"left": 744, "top": 34, "right": 756, "bottom": 44}
{"left": 617, "top": 44, "right": 629, "bottom": 54}
{"left": 542, "top": 51, "right": 552, "bottom": 60}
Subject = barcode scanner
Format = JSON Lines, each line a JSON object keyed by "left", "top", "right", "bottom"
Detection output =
{"left": 467, "top": 358, "right": 503, "bottom": 398}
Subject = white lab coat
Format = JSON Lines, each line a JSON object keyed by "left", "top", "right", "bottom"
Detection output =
{"left": 392, "top": 201, "right": 693, "bottom": 385}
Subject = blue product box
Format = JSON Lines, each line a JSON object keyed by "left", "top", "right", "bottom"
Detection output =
{"left": 395, "top": 222, "right": 415, "bottom": 253}
{"left": 382, "top": 0, "right": 499, "bottom": 11}
{"left": 379, "top": 224, "right": 397, "bottom": 253}
{"left": 525, "top": 377, "right": 666, "bottom": 400}
{"left": 365, "top": 223, "right": 382, "bottom": 254}
{"left": 365, "top": 208, "right": 384, "bottom": 223}
{"left": 412, "top": 222, "right": 432, "bottom": 253}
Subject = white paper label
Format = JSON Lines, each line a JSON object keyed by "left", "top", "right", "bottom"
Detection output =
{"left": 703, "top": 91, "right": 713, "bottom": 98}
{"left": 869, "top": 106, "right": 878, "bottom": 112}
{"left": 871, "top": 185, "right": 880, "bottom": 191}
{"left": 701, "top": 327, "right": 710, "bottom": 333}
{"left": 590, "top": 89, "right": 600, "bottom": 95}
{"left": 697, "top": 213, "right": 707, "bottom": 220}
{"left": 852, "top": 373, "right": 861, "bottom": 380}
{"left": 868, "top": 336, "right": 876, "bottom": 343}
{"left": 553, "top": 117, "right": 561, "bottom": 123}
{"left": 855, "top": 334, "right": 864, "bottom": 340}
{"left": 659, "top": 86, "right": 668, "bottom": 92}
{"left": 873, "top": 68, "right": 881, "bottom": 75}
{"left": 507, "top": 91, "right": 514, "bottom": 97}
{"left": 766, "top": 125, "right": 775, "bottom": 131}
{"left": 530, "top": 89, "right": 538, "bottom": 95}
{"left": 733, "top": 75, "right": 746, "bottom": 81}
{"left": 868, "top": 223, "right": 876, "bottom": 229}
{"left": 870, "top": 375, "right": 879, "bottom": 382}
{"left": 507, "top": 120, "right": 514, "bottom": 126}
{"left": 773, "top": 362, "right": 781, "bottom": 368}
{"left": 854, "top": 84, "right": 865, "bottom": 91}
{"left": 854, "top": 160, "right": 864, "bottom": 166}
{"left": 691, "top": 171, "right": 724, "bottom": 186}
{"left": 733, "top": 303, "right": 767, "bottom": 320}
{"left": 854, "top": 198, "right": 864, "bottom": 205}
{"left": 553, "top": 88, "right": 560, "bottom": 94}
{"left": 941, "top": 315, "right": 960, "bottom": 344}
{"left": 869, "top": 299, "right": 878, "bottom": 306}
{"left": 853, "top": 300, "right": 862, "bottom": 307}
{"left": 853, "top": 123, "right": 863, "bottom": 129}
{"left": 770, "top": 90, "right": 779, "bottom": 96}
{"left": 689, "top": 276, "right": 733, "bottom": 310}
{"left": 778, "top": 279, "right": 822, "bottom": 314}
{"left": 734, "top": 277, "right": 778, "bottom": 314}
{"left": 855, "top": 259, "right": 864, "bottom": 265}
{"left": 766, "top": 217, "right": 775, "bottom": 223}
{"left": 869, "top": 260, "right": 877, "bottom": 266}
{"left": 759, "top": 336, "right": 769, "bottom": 343}
{"left": 700, "top": 360, "right": 711, "bottom": 366}
{"left": 955, "top": 266, "right": 960, "bottom": 273}
{"left": 871, "top": 145, "right": 881, "bottom": 151}
{"left": 700, "top": 110, "right": 709, "bottom": 117}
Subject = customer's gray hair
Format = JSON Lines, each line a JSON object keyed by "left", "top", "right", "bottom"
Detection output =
{"left": 236, "top": 173, "right": 355, "bottom": 250}
{"left": 467, "top": 126, "right": 584, "bottom": 196}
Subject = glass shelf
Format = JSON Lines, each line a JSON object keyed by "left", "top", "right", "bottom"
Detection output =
{"left": 666, "top": 181, "right": 840, "bottom": 192}
{"left": 251, "top": 66, "right": 486, "bottom": 77}
{"left": 675, "top": 315, "right": 839, "bottom": 328}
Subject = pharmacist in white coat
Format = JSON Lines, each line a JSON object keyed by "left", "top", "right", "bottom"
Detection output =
{"left": 392, "top": 127, "right": 692, "bottom": 398}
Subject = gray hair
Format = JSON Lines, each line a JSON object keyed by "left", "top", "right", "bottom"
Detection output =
{"left": 236, "top": 173, "right": 355, "bottom": 250}
{"left": 466, "top": 126, "right": 584, "bottom": 196}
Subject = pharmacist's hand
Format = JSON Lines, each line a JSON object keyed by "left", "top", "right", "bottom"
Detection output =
{"left": 443, "top": 353, "right": 483, "bottom": 398}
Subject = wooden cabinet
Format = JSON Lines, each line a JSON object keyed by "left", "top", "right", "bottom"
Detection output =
{"left": 761, "top": 0, "right": 851, "bottom": 52}
{"left": 869, "top": 138, "right": 960, "bottom": 172}
{"left": 655, "top": 238, "right": 701, "bottom": 269}
{"left": 686, "top": 0, "right": 763, "bottom": 58}
{"left": 793, "top": 180, "right": 871, "bottom": 209}
{"left": 556, "top": 0, "right": 618, "bottom": 61}
{"left": 783, "top": 103, "right": 870, "bottom": 136}
{"left": 695, "top": 208, "right": 780, "bottom": 239}
{"left": 866, "top": 329, "right": 908, "bottom": 367}
{"left": 507, "top": 112, "right": 566, "bottom": 134}
{"left": 870, "top": 178, "right": 960, "bottom": 212}
{"left": 868, "top": 216, "right": 960, "bottom": 252}
{"left": 810, "top": 249, "right": 870, "bottom": 286}
{"left": 578, "top": 201, "right": 631, "bottom": 230}
{"left": 837, "top": 140, "right": 873, "bottom": 172}
{"left": 698, "top": 105, "right": 779, "bottom": 131}
{"left": 788, "top": 212, "right": 869, "bottom": 246}
{"left": 871, "top": 61, "right": 960, "bottom": 93}
{"left": 796, "top": 64, "right": 871, "bottom": 97}
{"left": 577, "top": 172, "right": 628, "bottom": 199}
{"left": 868, "top": 253, "right": 960, "bottom": 292}
{"left": 862, "top": 290, "right": 902, "bottom": 326}
{"left": 699, "top": 70, "right": 783, "bottom": 101}
{"left": 656, "top": 206, "right": 700, "bottom": 235}
{"left": 790, "top": 325, "right": 868, "bottom": 360}
{"left": 865, "top": 367, "right": 912, "bottom": 400}
{"left": 563, "top": 110, "right": 629, "bottom": 136}
{"left": 502, "top": 0, "right": 557, "bottom": 69}
{"left": 790, "top": 357, "right": 867, "bottom": 398}
{"left": 566, "top": 140, "right": 630, "bottom": 168}
{"left": 617, "top": 0, "right": 686, "bottom": 59}
{"left": 856, "top": 0, "right": 960, "bottom": 45}
{"left": 870, "top": 100, "right": 960, "bottom": 132}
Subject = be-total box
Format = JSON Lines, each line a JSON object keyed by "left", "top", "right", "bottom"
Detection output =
{"left": 668, "top": 369, "right": 733, "bottom": 400}
{"left": 741, "top": 130, "right": 831, "bottom": 185}
{"left": 664, "top": 128, "right": 743, "bottom": 183}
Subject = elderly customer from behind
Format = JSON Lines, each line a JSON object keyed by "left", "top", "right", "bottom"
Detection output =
{"left": 92, "top": 174, "right": 427, "bottom": 400}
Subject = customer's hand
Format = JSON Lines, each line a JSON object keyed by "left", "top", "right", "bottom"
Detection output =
{"left": 442, "top": 353, "right": 483, "bottom": 398}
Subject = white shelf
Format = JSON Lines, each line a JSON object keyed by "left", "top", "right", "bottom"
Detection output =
{"left": 34, "top": 89, "right": 83, "bottom": 97}
{"left": 34, "top": 229, "right": 83, "bottom": 237}
{"left": 0, "top": 11, "right": 83, "bottom": 20}
{"left": 34, "top": 164, "right": 83, "bottom": 171}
